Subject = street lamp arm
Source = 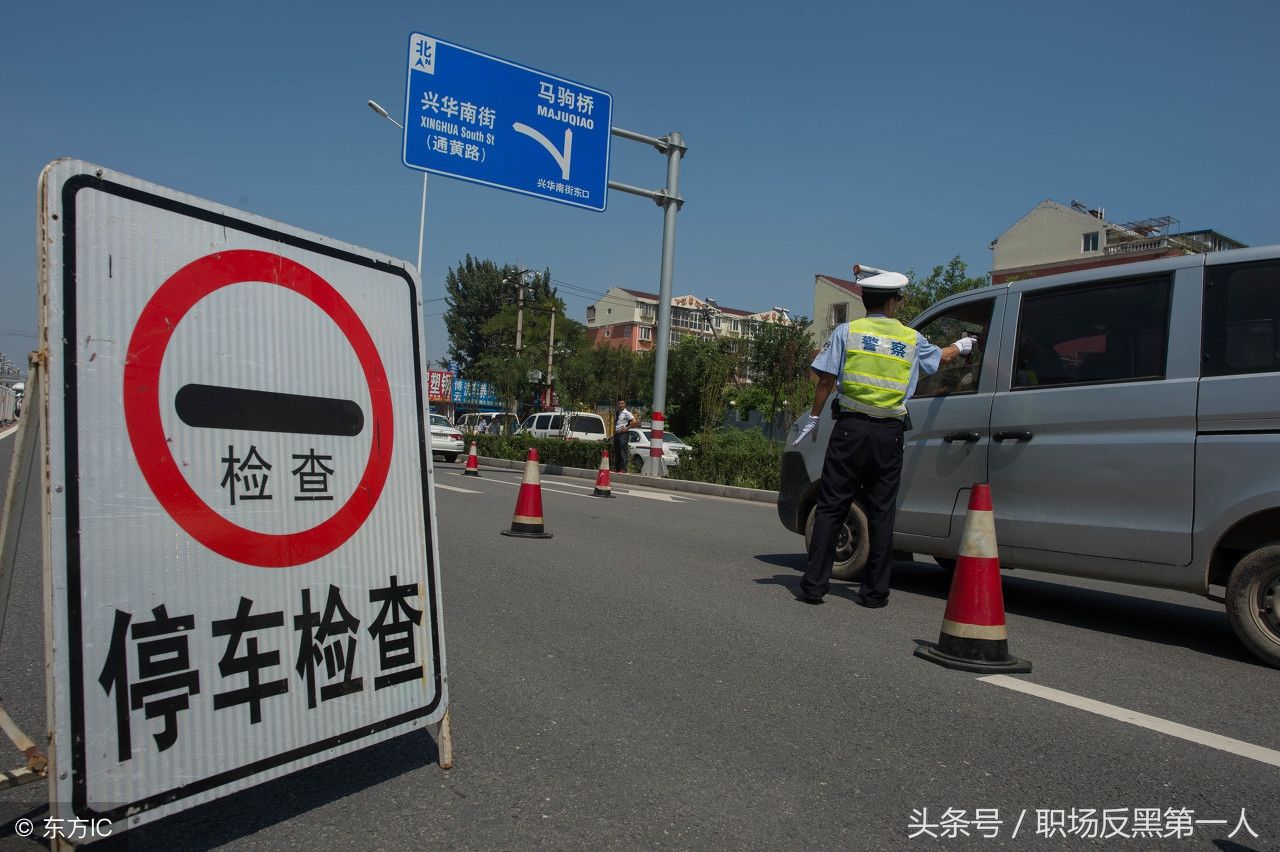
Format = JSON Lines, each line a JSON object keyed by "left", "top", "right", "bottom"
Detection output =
{"left": 367, "top": 100, "right": 403, "bottom": 130}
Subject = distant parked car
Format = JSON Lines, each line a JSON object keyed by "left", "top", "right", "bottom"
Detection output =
{"left": 626, "top": 428, "right": 691, "bottom": 472}
{"left": 458, "top": 411, "right": 519, "bottom": 436}
{"left": 516, "top": 411, "right": 608, "bottom": 442}
{"left": 428, "top": 413, "right": 464, "bottom": 463}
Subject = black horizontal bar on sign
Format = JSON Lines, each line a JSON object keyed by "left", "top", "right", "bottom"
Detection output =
{"left": 175, "top": 384, "right": 364, "bottom": 437}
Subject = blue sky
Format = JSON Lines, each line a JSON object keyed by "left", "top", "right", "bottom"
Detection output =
{"left": 3, "top": 1, "right": 1277, "bottom": 369}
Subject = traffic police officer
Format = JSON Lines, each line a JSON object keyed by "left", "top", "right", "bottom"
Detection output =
{"left": 793, "top": 267, "right": 974, "bottom": 607}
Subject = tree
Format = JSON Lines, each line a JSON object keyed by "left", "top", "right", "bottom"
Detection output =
{"left": 472, "top": 285, "right": 587, "bottom": 416}
{"left": 443, "top": 257, "right": 552, "bottom": 374}
{"left": 746, "top": 316, "right": 815, "bottom": 426}
{"left": 665, "top": 336, "right": 736, "bottom": 435}
{"left": 556, "top": 344, "right": 652, "bottom": 412}
{"left": 898, "top": 256, "right": 990, "bottom": 324}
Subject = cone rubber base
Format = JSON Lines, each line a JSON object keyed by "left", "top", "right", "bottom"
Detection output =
{"left": 593, "top": 488, "right": 614, "bottom": 497}
{"left": 914, "top": 644, "right": 1031, "bottom": 674}
{"left": 463, "top": 469, "right": 479, "bottom": 477}
{"left": 501, "top": 528, "right": 553, "bottom": 539}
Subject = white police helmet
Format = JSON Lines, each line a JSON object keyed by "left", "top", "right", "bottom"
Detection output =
{"left": 852, "top": 264, "right": 909, "bottom": 291}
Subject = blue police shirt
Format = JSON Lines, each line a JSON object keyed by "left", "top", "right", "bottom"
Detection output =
{"left": 810, "top": 314, "right": 942, "bottom": 401}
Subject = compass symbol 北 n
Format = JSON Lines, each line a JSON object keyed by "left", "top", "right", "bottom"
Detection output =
{"left": 123, "top": 249, "right": 394, "bottom": 568}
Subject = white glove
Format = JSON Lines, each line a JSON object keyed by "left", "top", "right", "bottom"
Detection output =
{"left": 952, "top": 335, "right": 976, "bottom": 356}
{"left": 792, "top": 414, "right": 820, "bottom": 446}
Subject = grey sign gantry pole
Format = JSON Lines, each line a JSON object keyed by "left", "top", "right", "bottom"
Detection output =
{"left": 608, "top": 127, "right": 686, "bottom": 475}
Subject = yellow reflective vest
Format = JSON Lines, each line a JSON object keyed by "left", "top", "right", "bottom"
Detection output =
{"left": 838, "top": 317, "right": 917, "bottom": 418}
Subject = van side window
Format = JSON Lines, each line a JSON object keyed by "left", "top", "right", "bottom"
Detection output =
{"left": 1013, "top": 275, "right": 1171, "bottom": 389}
{"left": 571, "top": 415, "right": 605, "bottom": 436}
{"left": 1203, "top": 260, "right": 1280, "bottom": 376}
{"left": 549, "top": 414, "right": 564, "bottom": 431}
{"left": 534, "top": 414, "right": 551, "bottom": 430}
{"left": 912, "top": 298, "right": 995, "bottom": 398}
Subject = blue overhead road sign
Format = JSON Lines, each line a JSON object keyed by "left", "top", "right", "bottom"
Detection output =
{"left": 402, "top": 33, "right": 613, "bottom": 212}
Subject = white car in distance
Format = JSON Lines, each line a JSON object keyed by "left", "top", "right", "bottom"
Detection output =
{"left": 627, "top": 427, "right": 690, "bottom": 472}
{"left": 428, "top": 413, "right": 464, "bottom": 463}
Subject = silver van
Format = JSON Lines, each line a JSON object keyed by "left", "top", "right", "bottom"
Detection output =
{"left": 778, "top": 246, "right": 1280, "bottom": 667}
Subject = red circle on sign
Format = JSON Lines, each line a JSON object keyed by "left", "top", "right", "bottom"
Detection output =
{"left": 123, "top": 250, "right": 395, "bottom": 568}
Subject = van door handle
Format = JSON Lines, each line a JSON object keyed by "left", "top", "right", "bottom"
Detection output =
{"left": 943, "top": 431, "right": 982, "bottom": 443}
{"left": 993, "top": 430, "right": 1034, "bottom": 442}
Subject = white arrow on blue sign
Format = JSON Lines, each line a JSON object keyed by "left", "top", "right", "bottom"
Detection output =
{"left": 401, "top": 33, "right": 613, "bottom": 212}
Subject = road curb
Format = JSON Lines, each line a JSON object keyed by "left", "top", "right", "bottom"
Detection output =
{"left": 465, "top": 456, "right": 778, "bottom": 505}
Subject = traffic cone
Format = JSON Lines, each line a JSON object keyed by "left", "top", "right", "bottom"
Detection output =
{"left": 593, "top": 449, "right": 614, "bottom": 497}
{"left": 463, "top": 441, "right": 480, "bottom": 477}
{"left": 501, "top": 448, "right": 552, "bottom": 539}
{"left": 914, "top": 484, "right": 1031, "bottom": 673}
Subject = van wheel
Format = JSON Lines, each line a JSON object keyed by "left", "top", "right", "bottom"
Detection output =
{"left": 1226, "top": 544, "right": 1280, "bottom": 668}
{"left": 804, "top": 504, "right": 870, "bottom": 581}
{"left": 443, "top": 454, "right": 458, "bottom": 464}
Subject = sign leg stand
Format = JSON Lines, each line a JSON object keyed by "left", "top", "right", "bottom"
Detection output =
{"left": 437, "top": 708, "right": 453, "bottom": 769}
{"left": 0, "top": 354, "right": 46, "bottom": 791}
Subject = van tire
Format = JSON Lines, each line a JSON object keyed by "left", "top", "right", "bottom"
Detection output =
{"left": 443, "top": 454, "right": 458, "bottom": 464}
{"left": 804, "top": 504, "right": 870, "bottom": 581}
{"left": 1226, "top": 544, "right": 1280, "bottom": 669}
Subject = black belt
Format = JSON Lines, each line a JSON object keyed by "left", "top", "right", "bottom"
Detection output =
{"left": 836, "top": 409, "right": 911, "bottom": 430}
{"left": 837, "top": 409, "right": 900, "bottom": 423}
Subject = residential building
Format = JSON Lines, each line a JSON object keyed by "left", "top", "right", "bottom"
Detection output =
{"left": 990, "top": 199, "right": 1246, "bottom": 285}
{"left": 810, "top": 273, "right": 867, "bottom": 349}
{"left": 585, "top": 287, "right": 790, "bottom": 352}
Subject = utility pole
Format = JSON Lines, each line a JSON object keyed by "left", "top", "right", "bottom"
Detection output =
{"left": 515, "top": 278, "right": 526, "bottom": 355}
{"left": 545, "top": 307, "right": 556, "bottom": 409}
{"left": 503, "top": 267, "right": 533, "bottom": 419}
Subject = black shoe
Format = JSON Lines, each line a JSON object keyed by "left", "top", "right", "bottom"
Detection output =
{"left": 856, "top": 594, "right": 888, "bottom": 609}
{"left": 796, "top": 593, "right": 824, "bottom": 605}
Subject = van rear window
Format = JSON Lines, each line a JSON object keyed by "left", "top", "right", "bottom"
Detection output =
{"left": 1204, "top": 260, "right": 1280, "bottom": 377}
{"left": 1013, "top": 275, "right": 1171, "bottom": 388}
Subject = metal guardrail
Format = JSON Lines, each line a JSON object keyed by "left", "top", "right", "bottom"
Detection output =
{"left": 1105, "top": 237, "right": 1167, "bottom": 257}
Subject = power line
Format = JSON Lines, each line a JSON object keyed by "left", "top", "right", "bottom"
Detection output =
{"left": 549, "top": 276, "right": 610, "bottom": 299}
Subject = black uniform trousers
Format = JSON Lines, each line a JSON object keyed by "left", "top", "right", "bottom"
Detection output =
{"left": 612, "top": 432, "right": 629, "bottom": 472}
{"left": 800, "top": 411, "right": 905, "bottom": 603}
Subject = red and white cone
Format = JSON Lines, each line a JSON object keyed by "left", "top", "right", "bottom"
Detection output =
{"left": 914, "top": 484, "right": 1031, "bottom": 673}
{"left": 463, "top": 441, "right": 480, "bottom": 477}
{"left": 501, "top": 448, "right": 552, "bottom": 539}
{"left": 593, "top": 449, "right": 614, "bottom": 497}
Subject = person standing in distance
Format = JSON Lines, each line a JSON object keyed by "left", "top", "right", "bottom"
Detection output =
{"left": 793, "top": 268, "right": 974, "bottom": 607}
{"left": 613, "top": 397, "right": 635, "bottom": 473}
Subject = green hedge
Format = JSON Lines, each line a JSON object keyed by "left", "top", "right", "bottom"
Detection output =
{"left": 472, "top": 433, "right": 610, "bottom": 470}
{"left": 668, "top": 428, "right": 781, "bottom": 491}
{"left": 469, "top": 428, "right": 782, "bottom": 492}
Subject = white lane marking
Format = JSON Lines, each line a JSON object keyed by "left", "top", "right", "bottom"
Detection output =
{"left": 0, "top": 423, "right": 18, "bottom": 440}
{"left": 515, "top": 476, "right": 690, "bottom": 502}
{"left": 435, "top": 482, "right": 480, "bottom": 494}
{"left": 980, "top": 675, "right": 1280, "bottom": 769}
{"left": 450, "top": 472, "right": 597, "bottom": 500}
{"left": 617, "top": 490, "right": 688, "bottom": 503}
{"left": 448, "top": 471, "right": 689, "bottom": 502}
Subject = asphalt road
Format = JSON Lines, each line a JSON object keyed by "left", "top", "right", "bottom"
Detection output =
{"left": 2, "top": 439, "right": 1278, "bottom": 850}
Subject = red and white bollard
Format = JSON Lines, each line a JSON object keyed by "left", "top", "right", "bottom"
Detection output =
{"left": 646, "top": 411, "right": 665, "bottom": 476}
